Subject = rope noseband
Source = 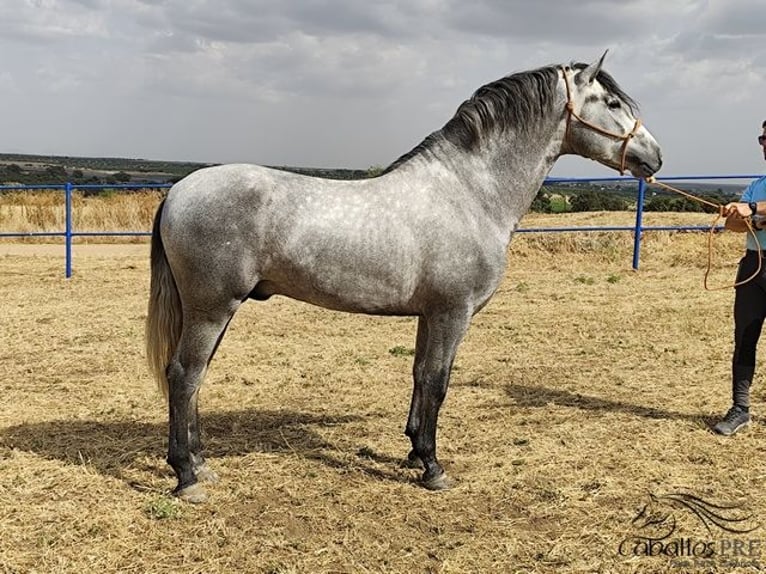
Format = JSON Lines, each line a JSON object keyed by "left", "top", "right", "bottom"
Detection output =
{"left": 561, "top": 67, "right": 642, "bottom": 176}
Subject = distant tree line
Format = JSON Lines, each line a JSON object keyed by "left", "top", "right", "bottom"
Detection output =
{"left": 0, "top": 153, "right": 207, "bottom": 178}
{"left": 0, "top": 163, "right": 160, "bottom": 187}
{"left": 0, "top": 162, "right": 381, "bottom": 188}
{"left": 642, "top": 194, "right": 726, "bottom": 213}
{"left": 270, "top": 165, "right": 377, "bottom": 180}
{"left": 529, "top": 188, "right": 737, "bottom": 213}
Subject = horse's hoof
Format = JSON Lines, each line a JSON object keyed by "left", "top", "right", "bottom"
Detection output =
{"left": 194, "top": 464, "right": 219, "bottom": 484}
{"left": 174, "top": 482, "right": 208, "bottom": 503}
{"left": 422, "top": 471, "right": 452, "bottom": 491}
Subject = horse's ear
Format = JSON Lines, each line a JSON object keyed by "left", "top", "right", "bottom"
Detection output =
{"left": 576, "top": 50, "right": 608, "bottom": 85}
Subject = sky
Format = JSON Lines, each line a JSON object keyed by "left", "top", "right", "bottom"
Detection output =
{"left": 2, "top": 0, "right": 766, "bottom": 178}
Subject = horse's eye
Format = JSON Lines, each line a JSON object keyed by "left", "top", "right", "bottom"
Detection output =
{"left": 607, "top": 100, "right": 622, "bottom": 110}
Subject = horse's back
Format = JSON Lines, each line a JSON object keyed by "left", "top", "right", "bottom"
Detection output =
{"left": 159, "top": 163, "right": 506, "bottom": 315}
{"left": 159, "top": 164, "right": 417, "bottom": 310}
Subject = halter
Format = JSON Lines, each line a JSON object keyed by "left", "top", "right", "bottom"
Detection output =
{"left": 561, "top": 67, "right": 642, "bottom": 176}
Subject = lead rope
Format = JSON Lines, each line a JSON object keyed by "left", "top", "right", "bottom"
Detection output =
{"left": 643, "top": 176, "right": 762, "bottom": 290}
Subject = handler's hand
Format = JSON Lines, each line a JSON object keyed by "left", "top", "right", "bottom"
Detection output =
{"left": 723, "top": 202, "right": 754, "bottom": 218}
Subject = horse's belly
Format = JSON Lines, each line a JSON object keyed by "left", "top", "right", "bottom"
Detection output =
{"left": 255, "top": 230, "right": 422, "bottom": 314}
{"left": 266, "top": 268, "right": 418, "bottom": 315}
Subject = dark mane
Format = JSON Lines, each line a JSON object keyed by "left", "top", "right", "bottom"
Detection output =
{"left": 382, "top": 62, "right": 638, "bottom": 175}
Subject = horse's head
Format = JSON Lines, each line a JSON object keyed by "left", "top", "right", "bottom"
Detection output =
{"left": 561, "top": 52, "right": 662, "bottom": 179}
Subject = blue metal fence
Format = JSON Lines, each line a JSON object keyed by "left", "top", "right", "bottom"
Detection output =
{"left": 0, "top": 182, "right": 171, "bottom": 277}
{"left": 0, "top": 175, "right": 758, "bottom": 278}
{"left": 526, "top": 174, "right": 759, "bottom": 269}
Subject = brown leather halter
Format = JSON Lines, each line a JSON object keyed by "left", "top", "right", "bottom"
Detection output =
{"left": 561, "top": 67, "right": 642, "bottom": 175}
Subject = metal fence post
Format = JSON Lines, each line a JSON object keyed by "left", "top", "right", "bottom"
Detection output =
{"left": 632, "top": 178, "right": 646, "bottom": 270}
{"left": 65, "top": 182, "right": 73, "bottom": 278}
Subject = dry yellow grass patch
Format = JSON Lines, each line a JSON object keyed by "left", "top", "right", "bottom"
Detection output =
{"left": 1, "top": 215, "right": 764, "bottom": 573}
{"left": 0, "top": 191, "right": 161, "bottom": 241}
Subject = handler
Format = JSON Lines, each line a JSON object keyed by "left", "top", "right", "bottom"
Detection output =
{"left": 714, "top": 120, "right": 766, "bottom": 435}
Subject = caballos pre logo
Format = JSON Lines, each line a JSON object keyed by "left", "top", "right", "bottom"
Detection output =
{"left": 618, "top": 492, "right": 761, "bottom": 568}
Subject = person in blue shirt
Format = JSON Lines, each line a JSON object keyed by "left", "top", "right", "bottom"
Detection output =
{"left": 714, "top": 120, "right": 766, "bottom": 435}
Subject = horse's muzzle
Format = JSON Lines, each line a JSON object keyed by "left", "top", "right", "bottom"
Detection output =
{"left": 628, "top": 152, "right": 663, "bottom": 179}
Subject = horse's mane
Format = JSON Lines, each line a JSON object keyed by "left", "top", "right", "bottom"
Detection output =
{"left": 382, "top": 62, "right": 638, "bottom": 175}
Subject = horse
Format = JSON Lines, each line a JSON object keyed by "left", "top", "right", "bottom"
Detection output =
{"left": 146, "top": 53, "right": 663, "bottom": 502}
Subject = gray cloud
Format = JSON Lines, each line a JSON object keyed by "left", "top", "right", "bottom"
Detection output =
{"left": 1, "top": 0, "right": 766, "bottom": 176}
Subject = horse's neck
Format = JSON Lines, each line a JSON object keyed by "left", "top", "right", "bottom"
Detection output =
{"left": 485, "top": 125, "right": 564, "bottom": 212}
{"left": 418, "top": 118, "right": 564, "bottom": 238}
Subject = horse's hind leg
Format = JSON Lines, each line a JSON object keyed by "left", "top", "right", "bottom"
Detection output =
{"left": 189, "top": 390, "right": 217, "bottom": 484}
{"left": 166, "top": 306, "right": 237, "bottom": 502}
{"left": 405, "top": 308, "right": 470, "bottom": 490}
{"left": 187, "top": 315, "right": 235, "bottom": 485}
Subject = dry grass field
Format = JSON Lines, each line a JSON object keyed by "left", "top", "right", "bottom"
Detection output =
{"left": 1, "top": 193, "right": 766, "bottom": 573}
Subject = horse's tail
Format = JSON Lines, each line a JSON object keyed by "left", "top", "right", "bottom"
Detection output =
{"left": 145, "top": 199, "right": 182, "bottom": 399}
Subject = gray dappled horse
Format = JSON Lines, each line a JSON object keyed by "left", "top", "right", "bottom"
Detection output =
{"left": 146, "top": 54, "right": 662, "bottom": 502}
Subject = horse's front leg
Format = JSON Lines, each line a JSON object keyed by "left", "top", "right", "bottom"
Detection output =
{"left": 406, "top": 308, "right": 470, "bottom": 490}
{"left": 404, "top": 317, "right": 428, "bottom": 469}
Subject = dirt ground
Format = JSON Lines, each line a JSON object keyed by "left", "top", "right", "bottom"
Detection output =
{"left": 1, "top": 232, "right": 765, "bottom": 574}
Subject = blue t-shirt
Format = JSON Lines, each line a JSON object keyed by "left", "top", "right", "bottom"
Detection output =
{"left": 739, "top": 176, "right": 766, "bottom": 251}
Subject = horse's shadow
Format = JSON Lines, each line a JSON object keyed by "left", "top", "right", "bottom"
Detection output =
{"left": 0, "top": 408, "right": 412, "bottom": 488}
{"left": 504, "top": 383, "right": 712, "bottom": 426}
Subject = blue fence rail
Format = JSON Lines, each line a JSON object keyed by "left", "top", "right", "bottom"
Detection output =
{"left": 0, "top": 182, "right": 171, "bottom": 277}
{"left": 0, "top": 175, "right": 758, "bottom": 278}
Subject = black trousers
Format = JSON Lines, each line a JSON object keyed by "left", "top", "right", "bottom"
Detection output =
{"left": 732, "top": 250, "right": 766, "bottom": 386}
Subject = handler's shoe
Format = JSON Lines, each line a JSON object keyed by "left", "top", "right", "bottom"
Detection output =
{"left": 713, "top": 405, "right": 750, "bottom": 436}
